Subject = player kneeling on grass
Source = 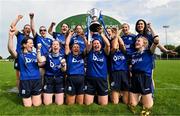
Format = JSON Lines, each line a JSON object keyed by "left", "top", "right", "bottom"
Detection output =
{"left": 37, "top": 41, "right": 66, "bottom": 105}
{"left": 65, "top": 29, "right": 88, "bottom": 105}
{"left": 8, "top": 26, "right": 42, "bottom": 107}
{"left": 129, "top": 36, "right": 159, "bottom": 115}
{"left": 110, "top": 28, "right": 129, "bottom": 104}
{"left": 84, "top": 27, "right": 110, "bottom": 106}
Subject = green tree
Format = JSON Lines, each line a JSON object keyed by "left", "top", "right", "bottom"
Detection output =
{"left": 175, "top": 45, "right": 180, "bottom": 57}
{"left": 7, "top": 55, "right": 14, "bottom": 59}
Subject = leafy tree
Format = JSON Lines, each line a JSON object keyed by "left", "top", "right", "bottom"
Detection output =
{"left": 175, "top": 45, "right": 180, "bottom": 57}
{"left": 7, "top": 55, "right": 14, "bottom": 59}
{"left": 0, "top": 56, "right": 3, "bottom": 59}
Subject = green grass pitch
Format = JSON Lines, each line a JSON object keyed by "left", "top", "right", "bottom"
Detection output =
{"left": 0, "top": 60, "right": 180, "bottom": 115}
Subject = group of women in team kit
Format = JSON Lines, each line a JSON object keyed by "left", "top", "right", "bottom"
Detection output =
{"left": 7, "top": 13, "right": 176, "bottom": 115}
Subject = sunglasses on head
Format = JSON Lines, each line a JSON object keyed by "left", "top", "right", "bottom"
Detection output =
{"left": 40, "top": 29, "right": 46, "bottom": 32}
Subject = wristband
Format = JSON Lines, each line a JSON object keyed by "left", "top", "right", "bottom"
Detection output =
{"left": 153, "top": 35, "right": 159, "bottom": 39}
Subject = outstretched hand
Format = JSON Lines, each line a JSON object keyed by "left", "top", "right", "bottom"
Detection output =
{"left": 167, "top": 50, "right": 178, "bottom": 56}
{"left": 29, "top": 13, "right": 34, "bottom": 19}
{"left": 17, "top": 15, "right": 23, "bottom": 20}
{"left": 51, "top": 22, "right": 56, "bottom": 26}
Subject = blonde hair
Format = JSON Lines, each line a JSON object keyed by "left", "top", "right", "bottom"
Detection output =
{"left": 138, "top": 36, "right": 149, "bottom": 48}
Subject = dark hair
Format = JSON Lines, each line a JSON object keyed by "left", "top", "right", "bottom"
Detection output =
{"left": 21, "top": 37, "right": 32, "bottom": 49}
{"left": 135, "top": 19, "right": 148, "bottom": 35}
{"left": 61, "top": 23, "right": 70, "bottom": 28}
{"left": 23, "top": 24, "right": 30, "bottom": 29}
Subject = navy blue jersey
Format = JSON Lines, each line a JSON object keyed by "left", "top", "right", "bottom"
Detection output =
{"left": 70, "top": 35, "right": 85, "bottom": 53}
{"left": 86, "top": 50, "right": 108, "bottom": 79}
{"left": 136, "top": 32, "right": 153, "bottom": 49}
{"left": 66, "top": 53, "right": 84, "bottom": 75}
{"left": 45, "top": 53, "right": 65, "bottom": 77}
{"left": 53, "top": 32, "right": 66, "bottom": 53}
{"left": 131, "top": 50, "right": 153, "bottom": 77}
{"left": 34, "top": 34, "right": 52, "bottom": 56}
{"left": 111, "top": 50, "right": 128, "bottom": 71}
{"left": 121, "top": 34, "right": 136, "bottom": 55}
{"left": 18, "top": 52, "right": 40, "bottom": 80}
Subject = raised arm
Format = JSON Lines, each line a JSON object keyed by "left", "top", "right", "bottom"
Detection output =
{"left": 79, "top": 33, "right": 89, "bottom": 55}
{"left": 36, "top": 43, "right": 46, "bottom": 63}
{"left": 48, "top": 22, "right": 56, "bottom": 36}
{"left": 29, "top": 13, "right": 36, "bottom": 37}
{"left": 150, "top": 36, "right": 159, "bottom": 54}
{"left": 99, "top": 27, "right": 110, "bottom": 55}
{"left": 147, "top": 23, "right": 156, "bottom": 37}
{"left": 111, "top": 37, "right": 118, "bottom": 54}
{"left": 118, "top": 37, "right": 126, "bottom": 52}
{"left": 8, "top": 26, "right": 17, "bottom": 58}
{"left": 10, "top": 15, "right": 23, "bottom": 35}
{"left": 158, "top": 44, "right": 177, "bottom": 56}
{"left": 65, "top": 30, "right": 74, "bottom": 55}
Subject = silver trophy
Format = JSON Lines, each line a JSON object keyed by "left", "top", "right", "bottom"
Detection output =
{"left": 88, "top": 8, "right": 101, "bottom": 32}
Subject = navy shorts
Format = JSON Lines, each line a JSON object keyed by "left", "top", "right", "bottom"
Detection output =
{"left": 65, "top": 75, "right": 84, "bottom": 95}
{"left": 110, "top": 70, "right": 129, "bottom": 91}
{"left": 85, "top": 77, "right": 108, "bottom": 96}
{"left": 19, "top": 79, "right": 42, "bottom": 98}
{"left": 130, "top": 72, "right": 152, "bottom": 95}
{"left": 43, "top": 76, "right": 64, "bottom": 93}
{"left": 14, "top": 58, "right": 20, "bottom": 70}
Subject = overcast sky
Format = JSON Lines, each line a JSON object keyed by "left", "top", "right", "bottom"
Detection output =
{"left": 1, "top": 0, "right": 180, "bottom": 58}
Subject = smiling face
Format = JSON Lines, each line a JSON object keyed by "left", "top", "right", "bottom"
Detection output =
{"left": 135, "top": 37, "right": 148, "bottom": 51}
{"left": 52, "top": 40, "right": 60, "bottom": 54}
{"left": 106, "top": 28, "right": 112, "bottom": 37}
{"left": 39, "top": 26, "right": 47, "bottom": 38}
{"left": 92, "top": 39, "right": 101, "bottom": 52}
{"left": 23, "top": 24, "right": 31, "bottom": 36}
{"left": 75, "top": 25, "right": 83, "bottom": 35}
{"left": 23, "top": 39, "right": 34, "bottom": 52}
{"left": 136, "top": 20, "right": 146, "bottom": 34}
{"left": 72, "top": 43, "right": 80, "bottom": 55}
{"left": 122, "top": 23, "right": 129, "bottom": 35}
{"left": 61, "top": 23, "right": 69, "bottom": 34}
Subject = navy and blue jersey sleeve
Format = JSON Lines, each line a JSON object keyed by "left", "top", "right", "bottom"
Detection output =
{"left": 33, "top": 33, "right": 40, "bottom": 48}
{"left": 52, "top": 32, "right": 57, "bottom": 39}
{"left": 16, "top": 31, "right": 21, "bottom": 38}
